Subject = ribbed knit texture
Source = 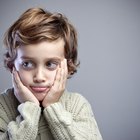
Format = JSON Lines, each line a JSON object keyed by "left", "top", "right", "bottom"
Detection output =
{"left": 0, "top": 88, "right": 102, "bottom": 140}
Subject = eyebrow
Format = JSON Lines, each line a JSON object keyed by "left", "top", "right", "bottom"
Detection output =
{"left": 20, "top": 56, "right": 62, "bottom": 62}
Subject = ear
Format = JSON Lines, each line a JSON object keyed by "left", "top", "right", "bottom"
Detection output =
{"left": 9, "top": 63, "right": 14, "bottom": 73}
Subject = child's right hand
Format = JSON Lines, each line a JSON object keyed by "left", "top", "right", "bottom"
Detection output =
{"left": 12, "top": 68, "right": 39, "bottom": 106}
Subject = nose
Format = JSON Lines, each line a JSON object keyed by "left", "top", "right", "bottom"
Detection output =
{"left": 33, "top": 67, "right": 46, "bottom": 83}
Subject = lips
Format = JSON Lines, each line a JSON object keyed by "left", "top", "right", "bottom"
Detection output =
{"left": 30, "top": 86, "right": 49, "bottom": 93}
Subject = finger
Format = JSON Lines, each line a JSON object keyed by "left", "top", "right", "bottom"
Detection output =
{"left": 12, "top": 68, "right": 23, "bottom": 90}
{"left": 60, "top": 59, "right": 67, "bottom": 89}
{"left": 55, "top": 67, "right": 61, "bottom": 82}
{"left": 64, "top": 58, "right": 68, "bottom": 80}
{"left": 59, "top": 60, "right": 64, "bottom": 88}
{"left": 12, "top": 72, "right": 16, "bottom": 89}
{"left": 12, "top": 68, "right": 22, "bottom": 100}
{"left": 51, "top": 67, "right": 61, "bottom": 92}
{"left": 12, "top": 68, "right": 19, "bottom": 89}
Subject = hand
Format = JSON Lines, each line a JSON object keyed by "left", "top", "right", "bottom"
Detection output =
{"left": 42, "top": 59, "right": 68, "bottom": 108}
{"left": 12, "top": 68, "right": 39, "bottom": 106}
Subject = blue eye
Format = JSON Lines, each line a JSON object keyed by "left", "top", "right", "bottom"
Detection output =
{"left": 22, "top": 61, "right": 34, "bottom": 69}
{"left": 46, "top": 61, "right": 59, "bottom": 70}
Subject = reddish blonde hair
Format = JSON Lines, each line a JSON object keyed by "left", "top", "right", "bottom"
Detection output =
{"left": 3, "top": 8, "right": 79, "bottom": 77}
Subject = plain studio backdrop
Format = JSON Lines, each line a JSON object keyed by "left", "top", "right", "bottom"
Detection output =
{"left": 0, "top": 0, "right": 140, "bottom": 140}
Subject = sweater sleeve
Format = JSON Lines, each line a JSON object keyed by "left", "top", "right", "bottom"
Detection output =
{"left": 0, "top": 101, "right": 41, "bottom": 140}
{"left": 43, "top": 93, "right": 103, "bottom": 140}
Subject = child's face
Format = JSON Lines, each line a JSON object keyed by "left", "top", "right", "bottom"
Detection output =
{"left": 14, "top": 38, "right": 66, "bottom": 101}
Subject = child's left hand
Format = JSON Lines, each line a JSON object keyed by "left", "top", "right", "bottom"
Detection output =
{"left": 42, "top": 59, "right": 68, "bottom": 108}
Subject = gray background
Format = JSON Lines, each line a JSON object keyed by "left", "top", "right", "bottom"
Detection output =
{"left": 0, "top": 0, "right": 140, "bottom": 140}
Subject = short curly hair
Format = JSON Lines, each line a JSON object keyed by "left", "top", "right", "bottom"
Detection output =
{"left": 3, "top": 7, "right": 80, "bottom": 77}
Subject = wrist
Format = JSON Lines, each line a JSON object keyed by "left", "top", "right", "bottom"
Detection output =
{"left": 42, "top": 102, "right": 50, "bottom": 108}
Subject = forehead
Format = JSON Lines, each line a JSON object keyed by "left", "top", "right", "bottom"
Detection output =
{"left": 16, "top": 39, "right": 65, "bottom": 60}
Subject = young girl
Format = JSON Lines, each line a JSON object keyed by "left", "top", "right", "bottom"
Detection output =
{"left": 0, "top": 7, "right": 102, "bottom": 140}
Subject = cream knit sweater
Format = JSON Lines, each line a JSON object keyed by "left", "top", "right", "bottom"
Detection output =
{"left": 0, "top": 88, "right": 102, "bottom": 140}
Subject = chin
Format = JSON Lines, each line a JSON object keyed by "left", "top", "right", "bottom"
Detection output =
{"left": 37, "top": 98, "right": 44, "bottom": 102}
{"left": 34, "top": 94, "right": 46, "bottom": 102}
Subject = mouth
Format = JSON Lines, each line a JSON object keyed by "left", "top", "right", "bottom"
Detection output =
{"left": 30, "top": 86, "right": 50, "bottom": 93}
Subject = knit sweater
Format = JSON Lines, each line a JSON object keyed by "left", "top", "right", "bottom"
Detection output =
{"left": 0, "top": 88, "right": 102, "bottom": 140}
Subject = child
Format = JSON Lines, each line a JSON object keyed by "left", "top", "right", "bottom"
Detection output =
{"left": 0, "top": 7, "right": 102, "bottom": 140}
